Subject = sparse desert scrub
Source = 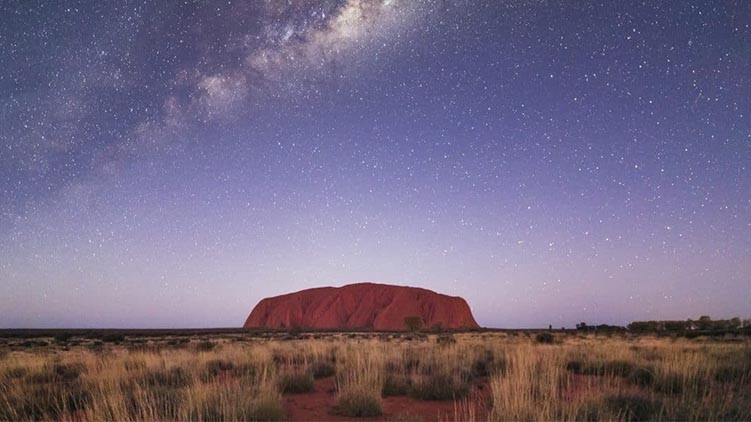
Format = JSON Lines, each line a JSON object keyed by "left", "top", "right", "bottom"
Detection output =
{"left": 0, "top": 332, "right": 749, "bottom": 421}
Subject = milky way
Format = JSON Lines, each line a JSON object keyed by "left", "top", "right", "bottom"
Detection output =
{"left": 1, "top": 1, "right": 749, "bottom": 328}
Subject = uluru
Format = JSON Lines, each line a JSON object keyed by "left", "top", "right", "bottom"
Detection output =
{"left": 244, "top": 282, "right": 480, "bottom": 331}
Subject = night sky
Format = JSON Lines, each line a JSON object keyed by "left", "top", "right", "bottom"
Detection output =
{"left": 1, "top": 1, "right": 749, "bottom": 329}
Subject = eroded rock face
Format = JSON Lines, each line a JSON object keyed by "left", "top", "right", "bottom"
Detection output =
{"left": 243, "top": 282, "right": 480, "bottom": 331}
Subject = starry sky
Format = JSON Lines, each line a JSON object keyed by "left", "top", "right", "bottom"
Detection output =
{"left": 1, "top": 1, "right": 749, "bottom": 329}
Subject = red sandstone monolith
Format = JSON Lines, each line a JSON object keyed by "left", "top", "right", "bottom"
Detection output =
{"left": 244, "top": 282, "right": 479, "bottom": 331}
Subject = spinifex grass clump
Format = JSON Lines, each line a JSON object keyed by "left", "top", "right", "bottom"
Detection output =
{"left": 184, "top": 371, "right": 285, "bottom": 421}
{"left": 382, "top": 373, "right": 411, "bottom": 396}
{"left": 471, "top": 348, "right": 504, "bottom": 378}
{"left": 489, "top": 346, "right": 572, "bottom": 421}
{"left": 334, "top": 384, "right": 383, "bottom": 417}
{"left": 140, "top": 365, "right": 192, "bottom": 388}
{"left": 201, "top": 359, "right": 235, "bottom": 381}
{"left": 603, "top": 394, "right": 662, "bottom": 421}
{"left": 566, "top": 359, "right": 634, "bottom": 377}
{"left": 278, "top": 368, "right": 314, "bottom": 393}
{"left": 311, "top": 360, "right": 335, "bottom": 378}
{"left": 334, "top": 344, "right": 385, "bottom": 417}
{"left": 628, "top": 366, "right": 655, "bottom": 386}
{"left": 535, "top": 332, "right": 556, "bottom": 344}
{"left": 194, "top": 340, "right": 216, "bottom": 351}
{"left": 409, "top": 372, "right": 469, "bottom": 401}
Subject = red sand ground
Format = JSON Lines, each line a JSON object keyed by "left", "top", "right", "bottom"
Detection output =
{"left": 283, "top": 376, "right": 491, "bottom": 421}
{"left": 245, "top": 282, "right": 480, "bottom": 331}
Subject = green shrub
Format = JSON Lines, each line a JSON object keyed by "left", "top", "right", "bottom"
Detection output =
{"left": 54, "top": 333, "right": 73, "bottom": 342}
{"left": 627, "top": 367, "right": 655, "bottom": 387}
{"left": 471, "top": 350, "right": 503, "bottom": 377}
{"left": 715, "top": 364, "right": 751, "bottom": 383}
{"left": 4, "top": 366, "right": 27, "bottom": 379}
{"left": 335, "top": 388, "right": 382, "bottom": 417}
{"left": 604, "top": 394, "right": 661, "bottom": 421}
{"left": 186, "top": 386, "right": 284, "bottom": 421}
{"left": 53, "top": 362, "right": 85, "bottom": 381}
{"left": 141, "top": 366, "right": 192, "bottom": 388}
{"left": 404, "top": 316, "right": 423, "bottom": 332}
{"left": 195, "top": 340, "right": 215, "bottom": 351}
{"left": 605, "top": 360, "right": 634, "bottom": 376}
{"left": 436, "top": 334, "right": 456, "bottom": 346}
{"left": 272, "top": 350, "right": 308, "bottom": 365}
{"left": 28, "top": 362, "right": 85, "bottom": 384}
{"left": 566, "top": 360, "right": 633, "bottom": 377}
{"left": 21, "top": 340, "right": 49, "bottom": 348}
{"left": 246, "top": 395, "right": 287, "bottom": 421}
{"left": 101, "top": 333, "right": 125, "bottom": 343}
{"left": 279, "top": 370, "right": 314, "bottom": 394}
{"left": 654, "top": 372, "right": 683, "bottom": 395}
{"left": 535, "top": 332, "right": 555, "bottom": 344}
{"left": 382, "top": 374, "right": 411, "bottom": 396}
{"left": 122, "top": 383, "right": 184, "bottom": 420}
{"left": 566, "top": 360, "right": 585, "bottom": 374}
{"left": 409, "top": 374, "right": 469, "bottom": 401}
{"left": 166, "top": 338, "right": 190, "bottom": 348}
{"left": 231, "top": 362, "right": 257, "bottom": 378}
{"left": 311, "top": 361, "right": 335, "bottom": 379}
{"left": 203, "top": 359, "right": 235, "bottom": 380}
{"left": 88, "top": 340, "right": 104, "bottom": 351}
{"left": 7, "top": 381, "right": 91, "bottom": 420}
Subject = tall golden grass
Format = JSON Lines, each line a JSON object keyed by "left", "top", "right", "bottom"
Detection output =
{"left": 0, "top": 332, "right": 749, "bottom": 421}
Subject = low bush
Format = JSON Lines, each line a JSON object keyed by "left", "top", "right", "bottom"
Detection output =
{"left": 436, "top": 334, "right": 457, "bottom": 346}
{"left": 204, "top": 359, "right": 235, "bottom": 379}
{"left": 231, "top": 362, "right": 257, "bottom": 378}
{"left": 279, "top": 370, "right": 314, "bottom": 394}
{"left": 5, "top": 381, "right": 91, "bottom": 420}
{"left": 195, "top": 340, "right": 216, "bottom": 351}
{"left": 101, "top": 333, "right": 126, "bottom": 343}
{"left": 715, "top": 364, "right": 751, "bottom": 383}
{"left": 122, "top": 383, "right": 184, "bottom": 419}
{"left": 335, "top": 386, "right": 382, "bottom": 417}
{"left": 382, "top": 374, "right": 411, "bottom": 396}
{"left": 246, "top": 394, "right": 287, "bottom": 421}
{"left": 141, "top": 366, "right": 192, "bottom": 388}
{"left": 311, "top": 361, "right": 335, "bottom": 379}
{"left": 627, "top": 366, "right": 655, "bottom": 387}
{"left": 409, "top": 373, "right": 469, "bottom": 401}
{"left": 471, "top": 350, "right": 503, "bottom": 377}
{"left": 88, "top": 340, "right": 104, "bottom": 351}
{"left": 566, "top": 359, "right": 634, "bottom": 377}
{"left": 654, "top": 372, "right": 684, "bottom": 395}
{"left": 20, "top": 340, "right": 49, "bottom": 348}
{"left": 28, "top": 362, "right": 85, "bottom": 384}
{"left": 54, "top": 333, "right": 73, "bottom": 342}
{"left": 166, "top": 338, "right": 190, "bottom": 347}
{"left": 604, "top": 394, "right": 661, "bottom": 421}
{"left": 52, "top": 362, "right": 85, "bottom": 382}
{"left": 566, "top": 360, "right": 585, "bottom": 374}
{"left": 535, "top": 332, "right": 555, "bottom": 344}
{"left": 4, "top": 366, "right": 27, "bottom": 379}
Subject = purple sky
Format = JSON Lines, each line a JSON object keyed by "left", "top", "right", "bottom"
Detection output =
{"left": 1, "top": 1, "right": 749, "bottom": 328}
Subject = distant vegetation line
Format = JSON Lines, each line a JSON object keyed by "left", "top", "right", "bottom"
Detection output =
{"left": 1, "top": 315, "right": 749, "bottom": 339}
